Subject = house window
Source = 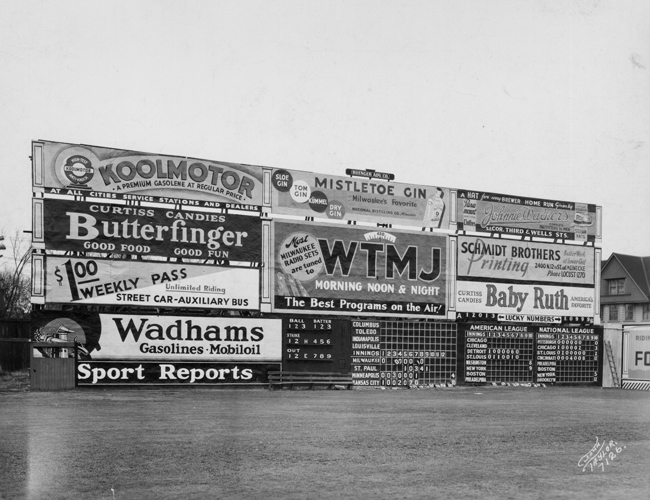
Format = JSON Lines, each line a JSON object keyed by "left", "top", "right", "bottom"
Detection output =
{"left": 625, "top": 304, "right": 634, "bottom": 321}
{"left": 643, "top": 304, "right": 650, "bottom": 321}
{"left": 609, "top": 305, "right": 619, "bottom": 321}
{"left": 608, "top": 279, "right": 625, "bottom": 295}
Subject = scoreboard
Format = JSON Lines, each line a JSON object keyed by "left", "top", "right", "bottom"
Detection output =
{"left": 350, "top": 321, "right": 381, "bottom": 386}
{"left": 285, "top": 317, "right": 335, "bottom": 361}
{"left": 282, "top": 317, "right": 350, "bottom": 373}
{"left": 279, "top": 318, "right": 601, "bottom": 385}
{"left": 535, "top": 327, "right": 600, "bottom": 383}
{"left": 352, "top": 321, "right": 457, "bottom": 387}
{"left": 461, "top": 325, "right": 602, "bottom": 385}
{"left": 464, "top": 326, "right": 534, "bottom": 383}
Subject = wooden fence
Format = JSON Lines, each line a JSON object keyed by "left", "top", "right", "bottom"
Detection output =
{"left": 0, "top": 319, "right": 31, "bottom": 372}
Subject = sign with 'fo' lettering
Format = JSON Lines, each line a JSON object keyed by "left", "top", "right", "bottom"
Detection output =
{"left": 624, "top": 326, "right": 650, "bottom": 382}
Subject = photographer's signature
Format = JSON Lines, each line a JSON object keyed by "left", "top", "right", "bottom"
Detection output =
{"left": 578, "top": 437, "right": 625, "bottom": 472}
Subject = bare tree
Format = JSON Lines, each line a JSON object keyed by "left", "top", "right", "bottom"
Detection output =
{"left": 0, "top": 231, "right": 32, "bottom": 319}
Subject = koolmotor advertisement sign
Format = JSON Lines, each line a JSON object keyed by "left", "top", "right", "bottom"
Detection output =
{"left": 32, "top": 310, "right": 282, "bottom": 362}
{"left": 41, "top": 256, "right": 259, "bottom": 310}
{"left": 272, "top": 221, "right": 447, "bottom": 317}
{"left": 32, "top": 140, "right": 264, "bottom": 208}
{"left": 270, "top": 168, "right": 451, "bottom": 228}
{"left": 457, "top": 236, "right": 595, "bottom": 285}
{"left": 39, "top": 198, "right": 261, "bottom": 263}
{"left": 456, "top": 190, "right": 599, "bottom": 242}
{"left": 456, "top": 281, "right": 595, "bottom": 319}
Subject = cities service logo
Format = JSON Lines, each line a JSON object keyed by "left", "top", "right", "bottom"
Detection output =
{"left": 62, "top": 155, "right": 94, "bottom": 188}
{"left": 54, "top": 146, "right": 100, "bottom": 190}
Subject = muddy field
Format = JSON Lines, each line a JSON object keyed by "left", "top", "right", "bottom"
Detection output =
{"left": 1, "top": 384, "right": 649, "bottom": 500}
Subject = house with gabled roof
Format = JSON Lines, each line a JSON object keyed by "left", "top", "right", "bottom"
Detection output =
{"left": 600, "top": 253, "right": 650, "bottom": 325}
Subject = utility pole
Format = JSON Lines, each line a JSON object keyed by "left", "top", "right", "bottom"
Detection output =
{"left": 0, "top": 236, "right": 5, "bottom": 313}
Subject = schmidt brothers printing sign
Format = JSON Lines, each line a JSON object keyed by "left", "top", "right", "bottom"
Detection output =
{"left": 272, "top": 221, "right": 447, "bottom": 317}
{"left": 32, "top": 140, "right": 264, "bottom": 207}
{"left": 456, "top": 236, "right": 596, "bottom": 319}
{"left": 457, "top": 236, "right": 595, "bottom": 285}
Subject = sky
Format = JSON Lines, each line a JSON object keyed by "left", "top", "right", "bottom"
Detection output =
{"left": 1, "top": 0, "right": 649, "bottom": 263}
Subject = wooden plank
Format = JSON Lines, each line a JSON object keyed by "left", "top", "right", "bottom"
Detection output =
{"left": 30, "top": 343, "right": 77, "bottom": 390}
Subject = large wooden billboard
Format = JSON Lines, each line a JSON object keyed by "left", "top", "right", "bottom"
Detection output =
{"left": 35, "top": 256, "right": 259, "bottom": 310}
{"left": 455, "top": 235, "right": 597, "bottom": 322}
{"left": 455, "top": 190, "right": 601, "bottom": 242}
{"left": 35, "top": 198, "right": 262, "bottom": 263}
{"left": 271, "top": 220, "right": 448, "bottom": 318}
{"left": 270, "top": 167, "right": 451, "bottom": 228}
{"left": 32, "top": 140, "right": 265, "bottom": 208}
{"left": 30, "top": 140, "right": 605, "bottom": 386}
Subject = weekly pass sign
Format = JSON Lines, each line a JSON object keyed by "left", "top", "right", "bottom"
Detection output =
{"left": 44, "top": 256, "right": 259, "bottom": 310}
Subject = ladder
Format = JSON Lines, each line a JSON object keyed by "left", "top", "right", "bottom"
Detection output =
{"left": 605, "top": 341, "right": 620, "bottom": 388}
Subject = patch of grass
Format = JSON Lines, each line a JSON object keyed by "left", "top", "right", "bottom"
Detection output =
{"left": 0, "top": 368, "right": 29, "bottom": 392}
{"left": 0, "top": 387, "right": 649, "bottom": 499}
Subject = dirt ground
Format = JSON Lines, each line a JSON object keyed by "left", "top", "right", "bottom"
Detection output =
{"left": 0, "top": 381, "right": 649, "bottom": 500}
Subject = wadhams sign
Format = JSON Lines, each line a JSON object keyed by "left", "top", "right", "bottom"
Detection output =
{"left": 39, "top": 198, "right": 261, "bottom": 263}
{"left": 32, "top": 310, "right": 281, "bottom": 386}
{"left": 270, "top": 168, "right": 450, "bottom": 228}
{"left": 99, "top": 314, "right": 281, "bottom": 361}
{"left": 272, "top": 221, "right": 447, "bottom": 317}
{"left": 32, "top": 141, "right": 264, "bottom": 208}
{"left": 32, "top": 310, "right": 282, "bottom": 362}
{"left": 456, "top": 190, "right": 600, "bottom": 242}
